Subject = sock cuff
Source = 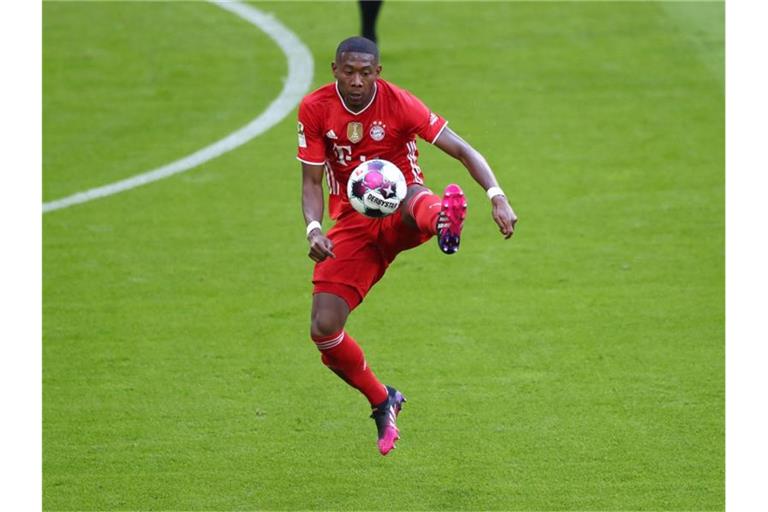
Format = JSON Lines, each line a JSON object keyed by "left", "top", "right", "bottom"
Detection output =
{"left": 407, "top": 189, "right": 434, "bottom": 218}
{"left": 311, "top": 330, "right": 345, "bottom": 350}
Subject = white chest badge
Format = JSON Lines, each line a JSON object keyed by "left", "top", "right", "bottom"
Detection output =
{"left": 370, "top": 121, "right": 386, "bottom": 141}
{"left": 347, "top": 122, "right": 363, "bottom": 144}
{"left": 297, "top": 122, "right": 306, "bottom": 148}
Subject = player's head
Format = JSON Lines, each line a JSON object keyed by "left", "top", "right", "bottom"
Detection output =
{"left": 335, "top": 36, "right": 379, "bottom": 63}
{"left": 332, "top": 37, "right": 381, "bottom": 112}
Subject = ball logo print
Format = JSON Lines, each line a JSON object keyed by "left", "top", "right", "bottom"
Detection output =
{"left": 347, "top": 159, "right": 407, "bottom": 217}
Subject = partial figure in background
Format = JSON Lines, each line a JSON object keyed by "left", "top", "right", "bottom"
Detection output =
{"left": 359, "top": 0, "right": 383, "bottom": 43}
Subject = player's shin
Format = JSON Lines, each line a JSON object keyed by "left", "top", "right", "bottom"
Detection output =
{"left": 311, "top": 330, "right": 388, "bottom": 406}
{"left": 408, "top": 190, "right": 442, "bottom": 235}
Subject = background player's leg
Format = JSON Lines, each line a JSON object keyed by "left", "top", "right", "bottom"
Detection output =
{"left": 359, "top": 0, "right": 383, "bottom": 43}
{"left": 310, "top": 292, "right": 388, "bottom": 406}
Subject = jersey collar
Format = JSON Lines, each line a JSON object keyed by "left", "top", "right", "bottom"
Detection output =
{"left": 335, "top": 81, "right": 378, "bottom": 116}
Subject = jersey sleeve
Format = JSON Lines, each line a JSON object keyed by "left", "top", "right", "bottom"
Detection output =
{"left": 400, "top": 89, "right": 448, "bottom": 144}
{"left": 296, "top": 99, "right": 326, "bottom": 165}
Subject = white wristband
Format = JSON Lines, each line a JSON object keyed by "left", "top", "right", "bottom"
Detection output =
{"left": 306, "top": 220, "right": 322, "bottom": 237}
{"left": 486, "top": 186, "right": 505, "bottom": 200}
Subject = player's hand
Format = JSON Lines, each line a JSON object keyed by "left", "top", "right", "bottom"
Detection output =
{"left": 491, "top": 195, "right": 518, "bottom": 239}
{"left": 307, "top": 230, "right": 336, "bottom": 262}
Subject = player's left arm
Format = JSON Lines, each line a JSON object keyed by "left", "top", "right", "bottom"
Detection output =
{"left": 434, "top": 127, "right": 518, "bottom": 239}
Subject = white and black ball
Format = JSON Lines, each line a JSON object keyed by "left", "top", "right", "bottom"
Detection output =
{"left": 347, "top": 159, "right": 407, "bottom": 218}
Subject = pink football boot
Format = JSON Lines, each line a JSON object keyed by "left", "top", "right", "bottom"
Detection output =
{"left": 437, "top": 184, "right": 468, "bottom": 254}
{"left": 370, "top": 386, "right": 406, "bottom": 455}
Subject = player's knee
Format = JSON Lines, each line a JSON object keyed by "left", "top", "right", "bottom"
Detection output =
{"left": 310, "top": 314, "right": 345, "bottom": 339}
{"left": 310, "top": 292, "right": 349, "bottom": 339}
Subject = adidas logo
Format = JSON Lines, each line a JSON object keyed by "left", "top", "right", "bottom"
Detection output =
{"left": 325, "top": 130, "right": 338, "bottom": 139}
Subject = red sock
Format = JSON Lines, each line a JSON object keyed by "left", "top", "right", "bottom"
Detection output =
{"left": 408, "top": 190, "right": 442, "bottom": 235}
{"left": 312, "top": 330, "right": 388, "bottom": 406}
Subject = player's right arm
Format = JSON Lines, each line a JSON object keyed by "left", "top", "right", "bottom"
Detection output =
{"left": 434, "top": 127, "right": 518, "bottom": 239}
{"left": 302, "top": 162, "right": 335, "bottom": 262}
{"left": 297, "top": 97, "right": 335, "bottom": 262}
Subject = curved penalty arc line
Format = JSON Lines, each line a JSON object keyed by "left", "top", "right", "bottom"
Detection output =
{"left": 43, "top": 0, "right": 313, "bottom": 214}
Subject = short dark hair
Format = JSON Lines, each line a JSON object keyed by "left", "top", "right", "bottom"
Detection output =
{"left": 335, "top": 36, "right": 379, "bottom": 63}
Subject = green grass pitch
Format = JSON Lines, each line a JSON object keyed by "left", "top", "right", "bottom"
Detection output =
{"left": 43, "top": 1, "right": 724, "bottom": 510}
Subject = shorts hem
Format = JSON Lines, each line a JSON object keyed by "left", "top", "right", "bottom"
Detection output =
{"left": 313, "top": 281, "right": 363, "bottom": 311}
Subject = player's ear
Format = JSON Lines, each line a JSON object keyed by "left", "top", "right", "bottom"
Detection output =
{"left": 331, "top": 61, "right": 338, "bottom": 73}
{"left": 376, "top": 64, "right": 382, "bottom": 75}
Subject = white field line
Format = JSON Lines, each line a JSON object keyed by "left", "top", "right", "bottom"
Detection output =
{"left": 43, "top": 0, "right": 313, "bottom": 214}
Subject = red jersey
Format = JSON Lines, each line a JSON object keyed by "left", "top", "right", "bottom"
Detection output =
{"left": 296, "top": 79, "right": 448, "bottom": 219}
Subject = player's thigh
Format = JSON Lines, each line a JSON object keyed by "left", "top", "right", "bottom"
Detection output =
{"left": 313, "top": 228, "right": 387, "bottom": 309}
{"left": 378, "top": 209, "right": 432, "bottom": 263}
{"left": 310, "top": 292, "right": 350, "bottom": 337}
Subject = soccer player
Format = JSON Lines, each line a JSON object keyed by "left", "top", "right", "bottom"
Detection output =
{"left": 298, "top": 37, "right": 517, "bottom": 455}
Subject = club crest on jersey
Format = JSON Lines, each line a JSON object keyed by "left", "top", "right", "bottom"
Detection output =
{"left": 370, "top": 121, "right": 386, "bottom": 142}
{"left": 347, "top": 122, "right": 363, "bottom": 144}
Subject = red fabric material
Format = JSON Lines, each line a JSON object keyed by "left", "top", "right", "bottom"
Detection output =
{"left": 312, "top": 208, "right": 432, "bottom": 310}
{"left": 312, "top": 331, "right": 388, "bottom": 406}
{"left": 410, "top": 191, "right": 441, "bottom": 236}
{"left": 296, "top": 79, "right": 448, "bottom": 220}
{"left": 313, "top": 282, "right": 362, "bottom": 311}
{"left": 311, "top": 330, "right": 344, "bottom": 344}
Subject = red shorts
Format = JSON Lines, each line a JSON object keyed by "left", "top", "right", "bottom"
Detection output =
{"left": 313, "top": 208, "right": 432, "bottom": 310}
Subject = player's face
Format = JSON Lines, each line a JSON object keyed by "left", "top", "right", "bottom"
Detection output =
{"left": 332, "top": 52, "right": 381, "bottom": 111}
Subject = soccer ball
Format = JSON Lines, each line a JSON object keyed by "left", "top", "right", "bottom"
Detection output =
{"left": 347, "top": 159, "right": 407, "bottom": 218}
